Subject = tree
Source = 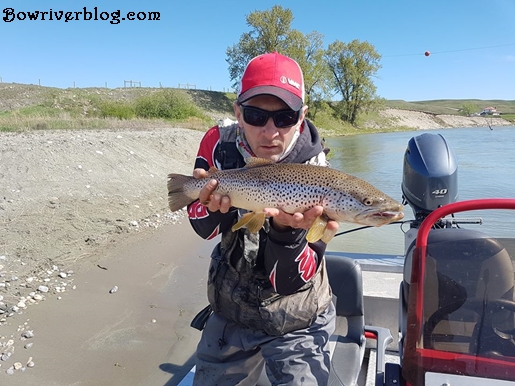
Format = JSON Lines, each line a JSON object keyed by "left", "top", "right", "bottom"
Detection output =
{"left": 291, "top": 31, "right": 332, "bottom": 118}
{"left": 324, "top": 40, "right": 382, "bottom": 125}
{"left": 226, "top": 6, "right": 294, "bottom": 90}
{"left": 460, "top": 102, "right": 478, "bottom": 117}
{"left": 225, "top": 6, "right": 329, "bottom": 113}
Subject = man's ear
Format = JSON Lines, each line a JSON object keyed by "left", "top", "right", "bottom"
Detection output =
{"left": 300, "top": 105, "right": 308, "bottom": 119}
{"left": 233, "top": 102, "right": 244, "bottom": 126}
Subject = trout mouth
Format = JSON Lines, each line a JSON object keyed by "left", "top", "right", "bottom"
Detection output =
{"left": 375, "top": 210, "right": 404, "bottom": 224}
{"left": 357, "top": 209, "right": 404, "bottom": 226}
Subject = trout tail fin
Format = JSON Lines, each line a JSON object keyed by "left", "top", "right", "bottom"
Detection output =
{"left": 167, "top": 173, "right": 197, "bottom": 212}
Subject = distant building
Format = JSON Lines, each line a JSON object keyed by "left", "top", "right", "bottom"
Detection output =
{"left": 480, "top": 106, "right": 499, "bottom": 115}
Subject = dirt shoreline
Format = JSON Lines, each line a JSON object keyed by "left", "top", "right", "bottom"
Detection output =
{"left": 0, "top": 113, "right": 512, "bottom": 381}
{"left": 378, "top": 108, "right": 512, "bottom": 130}
{"left": 1, "top": 127, "right": 206, "bottom": 381}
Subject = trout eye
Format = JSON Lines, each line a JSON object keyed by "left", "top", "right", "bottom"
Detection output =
{"left": 362, "top": 198, "right": 373, "bottom": 206}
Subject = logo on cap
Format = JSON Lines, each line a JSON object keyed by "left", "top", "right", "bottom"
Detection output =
{"left": 287, "top": 78, "right": 300, "bottom": 90}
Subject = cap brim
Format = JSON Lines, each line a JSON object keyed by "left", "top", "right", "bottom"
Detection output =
{"left": 237, "top": 86, "right": 303, "bottom": 111}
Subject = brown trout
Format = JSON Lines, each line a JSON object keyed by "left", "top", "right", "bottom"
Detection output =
{"left": 167, "top": 159, "right": 404, "bottom": 243}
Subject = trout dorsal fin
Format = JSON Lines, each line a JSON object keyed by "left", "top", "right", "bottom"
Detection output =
{"left": 244, "top": 157, "right": 275, "bottom": 168}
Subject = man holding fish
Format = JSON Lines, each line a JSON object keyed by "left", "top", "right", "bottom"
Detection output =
{"left": 168, "top": 52, "right": 403, "bottom": 385}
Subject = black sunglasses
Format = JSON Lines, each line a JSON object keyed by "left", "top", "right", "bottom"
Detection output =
{"left": 240, "top": 105, "right": 300, "bottom": 129}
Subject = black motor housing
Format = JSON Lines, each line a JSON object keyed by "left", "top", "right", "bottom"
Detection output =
{"left": 401, "top": 133, "right": 458, "bottom": 217}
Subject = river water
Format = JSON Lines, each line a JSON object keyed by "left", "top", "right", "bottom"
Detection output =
{"left": 325, "top": 126, "right": 515, "bottom": 256}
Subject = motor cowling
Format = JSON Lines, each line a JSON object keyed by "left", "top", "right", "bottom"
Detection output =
{"left": 401, "top": 133, "right": 458, "bottom": 217}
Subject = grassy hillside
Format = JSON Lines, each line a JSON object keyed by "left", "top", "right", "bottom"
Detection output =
{"left": 0, "top": 82, "right": 513, "bottom": 133}
{"left": 0, "top": 83, "right": 237, "bottom": 131}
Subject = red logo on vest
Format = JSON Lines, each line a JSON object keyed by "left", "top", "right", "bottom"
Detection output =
{"left": 295, "top": 245, "right": 317, "bottom": 282}
{"left": 188, "top": 201, "right": 209, "bottom": 220}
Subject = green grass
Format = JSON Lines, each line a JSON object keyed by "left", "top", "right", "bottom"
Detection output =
{"left": 500, "top": 114, "right": 515, "bottom": 123}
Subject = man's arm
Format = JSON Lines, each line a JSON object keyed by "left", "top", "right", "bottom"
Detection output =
{"left": 263, "top": 207, "right": 338, "bottom": 295}
{"left": 187, "top": 127, "right": 237, "bottom": 240}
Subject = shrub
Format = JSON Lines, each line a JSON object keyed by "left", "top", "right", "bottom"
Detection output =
{"left": 97, "top": 100, "right": 136, "bottom": 119}
{"left": 134, "top": 89, "right": 203, "bottom": 120}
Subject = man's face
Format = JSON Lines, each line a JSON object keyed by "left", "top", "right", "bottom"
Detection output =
{"left": 234, "top": 95, "right": 306, "bottom": 162}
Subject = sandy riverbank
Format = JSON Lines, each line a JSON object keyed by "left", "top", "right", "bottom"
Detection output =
{"left": 1, "top": 127, "right": 208, "bottom": 383}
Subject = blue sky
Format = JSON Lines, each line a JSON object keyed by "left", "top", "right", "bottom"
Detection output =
{"left": 2, "top": 0, "right": 514, "bottom": 101}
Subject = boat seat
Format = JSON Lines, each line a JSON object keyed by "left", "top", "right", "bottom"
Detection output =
{"left": 326, "top": 254, "right": 367, "bottom": 386}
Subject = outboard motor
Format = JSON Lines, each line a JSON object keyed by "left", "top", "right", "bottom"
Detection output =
{"left": 399, "top": 133, "right": 459, "bottom": 359}
{"left": 401, "top": 133, "right": 458, "bottom": 223}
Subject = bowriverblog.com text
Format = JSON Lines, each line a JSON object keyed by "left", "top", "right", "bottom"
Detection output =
{"left": 3, "top": 7, "right": 160, "bottom": 24}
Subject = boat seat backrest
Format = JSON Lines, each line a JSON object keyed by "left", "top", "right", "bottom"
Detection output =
{"left": 325, "top": 254, "right": 364, "bottom": 344}
{"left": 421, "top": 228, "right": 515, "bottom": 352}
{"left": 324, "top": 254, "right": 366, "bottom": 386}
{"left": 325, "top": 254, "right": 364, "bottom": 318}
{"left": 423, "top": 228, "right": 514, "bottom": 321}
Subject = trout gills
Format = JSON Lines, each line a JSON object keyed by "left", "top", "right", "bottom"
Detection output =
{"left": 167, "top": 158, "right": 404, "bottom": 243}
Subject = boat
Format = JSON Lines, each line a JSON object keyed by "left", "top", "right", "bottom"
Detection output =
{"left": 178, "top": 133, "right": 515, "bottom": 385}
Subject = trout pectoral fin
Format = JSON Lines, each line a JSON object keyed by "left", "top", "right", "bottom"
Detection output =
{"left": 306, "top": 216, "right": 328, "bottom": 243}
{"left": 321, "top": 227, "right": 337, "bottom": 244}
{"left": 231, "top": 212, "right": 266, "bottom": 233}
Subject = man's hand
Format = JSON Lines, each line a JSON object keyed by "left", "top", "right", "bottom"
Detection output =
{"left": 264, "top": 206, "right": 339, "bottom": 233}
{"left": 194, "top": 168, "right": 231, "bottom": 213}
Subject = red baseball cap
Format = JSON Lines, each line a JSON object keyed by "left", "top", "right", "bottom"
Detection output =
{"left": 237, "top": 52, "right": 305, "bottom": 111}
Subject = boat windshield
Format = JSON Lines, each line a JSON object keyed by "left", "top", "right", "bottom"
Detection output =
{"left": 402, "top": 199, "right": 515, "bottom": 385}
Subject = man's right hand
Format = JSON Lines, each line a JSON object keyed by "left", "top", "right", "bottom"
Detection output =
{"left": 194, "top": 168, "right": 232, "bottom": 213}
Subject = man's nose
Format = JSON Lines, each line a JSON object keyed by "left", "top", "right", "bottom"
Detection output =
{"left": 261, "top": 118, "right": 280, "bottom": 136}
